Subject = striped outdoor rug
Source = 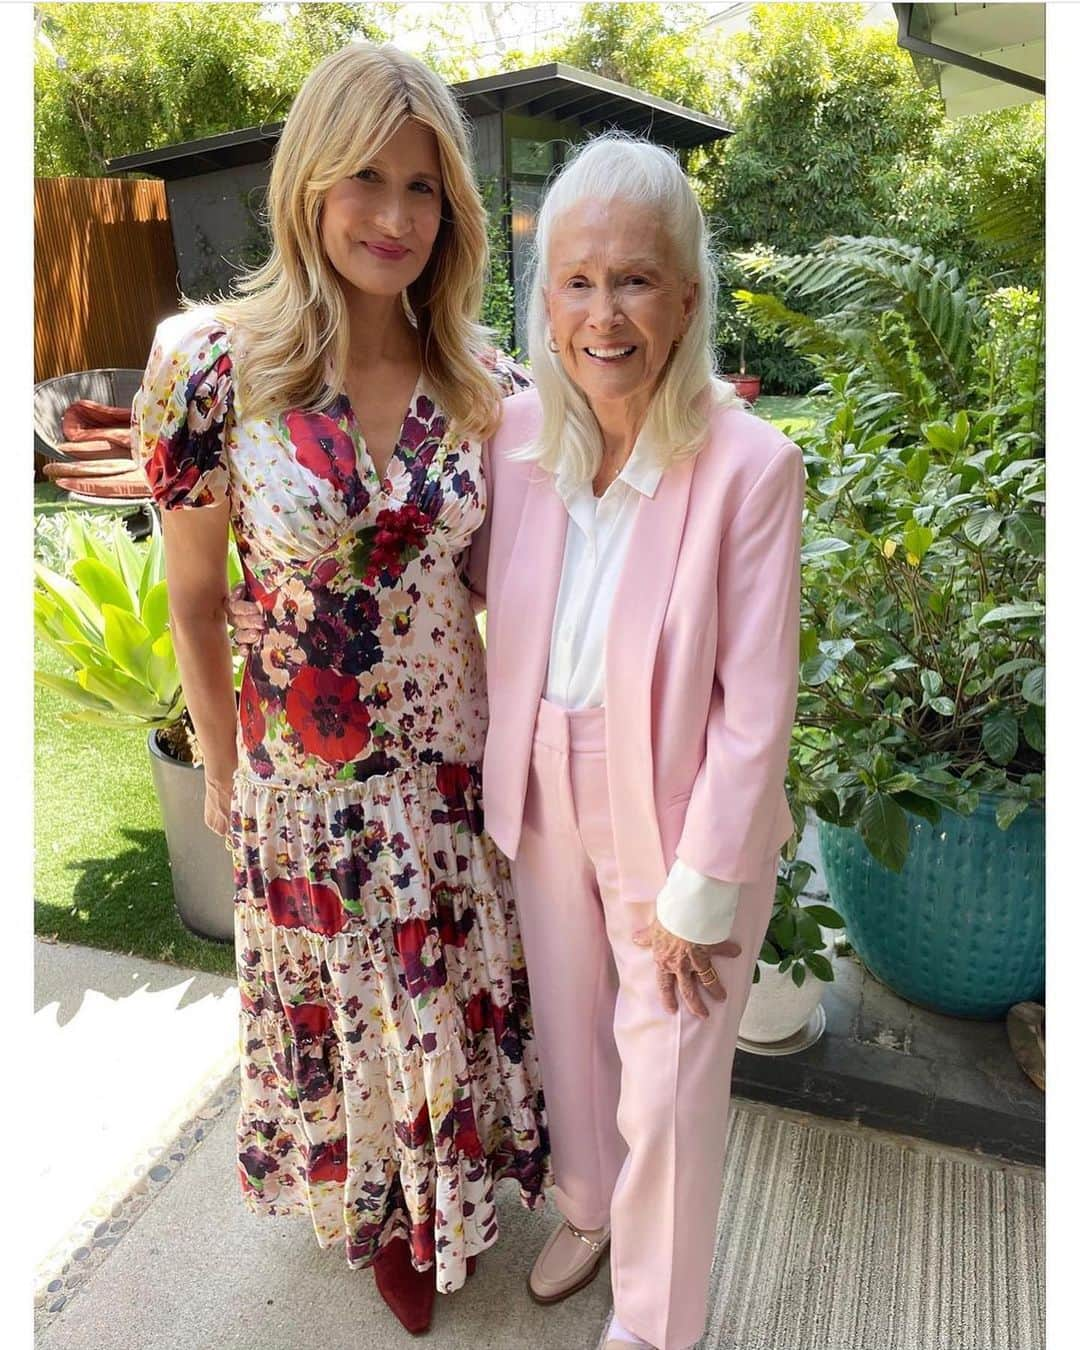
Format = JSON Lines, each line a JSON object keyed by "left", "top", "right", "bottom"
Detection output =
{"left": 689, "top": 1101, "right": 1045, "bottom": 1350}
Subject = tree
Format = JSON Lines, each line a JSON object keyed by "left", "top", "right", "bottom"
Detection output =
{"left": 34, "top": 2, "right": 387, "bottom": 177}
{"left": 543, "top": 2, "right": 726, "bottom": 114}
{"left": 886, "top": 102, "right": 1044, "bottom": 290}
{"left": 701, "top": 4, "right": 942, "bottom": 391}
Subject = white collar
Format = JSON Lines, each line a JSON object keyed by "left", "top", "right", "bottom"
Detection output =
{"left": 553, "top": 424, "right": 664, "bottom": 507}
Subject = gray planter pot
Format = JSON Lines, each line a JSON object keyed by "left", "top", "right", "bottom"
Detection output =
{"left": 146, "top": 730, "right": 235, "bottom": 944}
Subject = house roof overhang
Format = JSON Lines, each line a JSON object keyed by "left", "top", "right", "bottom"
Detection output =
{"left": 894, "top": 3, "right": 1045, "bottom": 118}
{"left": 106, "top": 60, "right": 731, "bottom": 180}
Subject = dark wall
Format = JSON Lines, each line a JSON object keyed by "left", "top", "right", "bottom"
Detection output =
{"left": 166, "top": 161, "right": 271, "bottom": 300}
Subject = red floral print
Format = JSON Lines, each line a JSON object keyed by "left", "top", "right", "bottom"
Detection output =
{"left": 307, "top": 1137, "right": 348, "bottom": 1184}
{"left": 266, "top": 875, "right": 347, "bottom": 936}
{"left": 285, "top": 666, "right": 371, "bottom": 764}
{"left": 238, "top": 667, "right": 266, "bottom": 750}
{"left": 284, "top": 410, "right": 358, "bottom": 495}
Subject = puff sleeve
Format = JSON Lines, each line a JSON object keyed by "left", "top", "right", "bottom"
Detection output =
{"left": 133, "top": 310, "right": 234, "bottom": 510}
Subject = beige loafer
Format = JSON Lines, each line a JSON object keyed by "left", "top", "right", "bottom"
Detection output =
{"left": 527, "top": 1219, "right": 610, "bottom": 1304}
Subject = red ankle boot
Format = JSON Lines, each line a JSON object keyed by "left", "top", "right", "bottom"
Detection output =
{"left": 373, "top": 1237, "right": 435, "bottom": 1335}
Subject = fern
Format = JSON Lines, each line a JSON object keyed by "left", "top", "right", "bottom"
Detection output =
{"left": 732, "top": 235, "right": 988, "bottom": 423}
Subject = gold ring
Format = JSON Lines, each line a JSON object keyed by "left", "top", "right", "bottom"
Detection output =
{"left": 698, "top": 967, "right": 718, "bottom": 986}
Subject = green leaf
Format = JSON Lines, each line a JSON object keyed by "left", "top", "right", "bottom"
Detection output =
{"left": 920, "top": 669, "right": 943, "bottom": 698}
{"left": 988, "top": 657, "right": 1037, "bottom": 683}
{"left": 138, "top": 524, "right": 165, "bottom": 602}
{"left": 34, "top": 670, "right": 115, "bottom": 712}
{"left": 1005, "top": 512, "right": 1045, "bottom": 558}
{"left": 65, "top": 514, "right": 110, "bottom": 566}
{"left": 996, "top": 797, "right": 1029, "bottom": 830}
{"left": 802, "top": 651, "right": 839, "bottom": 685}
{"left": 34, "top": 563, "right": 104, "bottom": 641}
{"left": 790, "top": 961, "right": 806, "bottom": 988}
{"left": 894, "top": 791, "right": 942, "bottom": 825}
{"left": 77, "top": 665, "right": 164, "bottom": 719}
{"left": 812, "top": 788, "right": 842, "bottom": 824}
{"left": 982, "top": 709, "right": 1019, "bottom": 766}
{"left": 140, "top": 580, "right": 172, "bottom": 640}
{"left": 795, "top": 907, "right": 823, "bottom": 948}
{"left": 799, "top": 628, "right": 819, "bottom": 663}
{"left": 1020, "top": 666, "right": 1045, "bottom": 706}
{"left": 819, "top": 638, "right": 856, "bottom": 661}
{"left": 110, "top": 519, "right": 145, "bottom": 601}
{"left": 226, "top": 535, "right": 244, "bottom": 590}
{"left": 905, "top": 446, "right": 930, "bottom": 485}
{"left": 804, "top": 904, "right": 845, "bottom": 929}
{"left": 71, "top": 558, "right": 135, "bottom": 615}
{"left": 858, "top": 792, "right": 909, "bottom": 871}
{"left": 924, "top": 421, "right": 957, "bottom": 453}
{"left": 902, "top": 520, "right": 934, "bottom": 563}
{"left": 787, "top": 860, "right": 814, "bottom": 896}
{"left": 759, "top": 940, "right": 781, "bottom": 965}
{"left": 928, "top": 696, "right": 956, "bottom": 716}
{"left": 1022, "top": 705, "right": 1045, "bottom": 753}
{"left": 979, "top": 602, "right": 1045, "bottom": 627}
{"left": 963, "top": 509, "right": 1003, "bottom": 546}
{"left": 102, "top": 603, "right": 153, "bottom": 683}
{"left": 804, "top": 951, "right": 835, "bottom": 982}
{"left": 772, "top": 911, "right": 796, "bottom": 952}
{"left": 147, "top": 630, "right": 181, "bottom": 705}
{"left": 777, "top": 954, "right": 794, "bottom": 974}
{"left": 801, "top": 536, "right": 851, "bottom": 560}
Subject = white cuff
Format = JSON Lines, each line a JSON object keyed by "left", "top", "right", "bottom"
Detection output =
{"left": 655, "top": 858, "right": 741, "bottom": 945}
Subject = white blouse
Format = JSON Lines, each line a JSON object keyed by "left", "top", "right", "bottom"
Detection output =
{"left": 544, "top": 432, "right": 742, "bottom": 946}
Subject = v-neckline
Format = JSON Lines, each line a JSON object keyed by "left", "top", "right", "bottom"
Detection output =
{"left": 339, "top": 370, "right": 423, "bottom": 493}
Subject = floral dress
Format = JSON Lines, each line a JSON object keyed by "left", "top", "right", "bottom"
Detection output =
{"left": 133, "top": 309, "right": 546, "bottom": 1293}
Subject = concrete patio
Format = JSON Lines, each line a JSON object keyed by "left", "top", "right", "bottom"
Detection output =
{"left": 34, "top": 938, "right": 1045, "bottom": 1350}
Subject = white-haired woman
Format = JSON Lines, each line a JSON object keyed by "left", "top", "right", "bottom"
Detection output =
{"left": 133, "top": 44, "right": 548, "bottom": 1337}
{"left": 470, "top": 135, "right": 804, "bottom": 1349}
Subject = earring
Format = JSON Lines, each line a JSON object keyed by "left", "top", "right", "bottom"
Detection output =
{"left": 547, "top": 337, "right": 559, "bottom": 353}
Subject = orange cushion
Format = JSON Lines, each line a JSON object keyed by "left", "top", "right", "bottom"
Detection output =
{"left": 52, "top": 468, "right": 152, "bottom": 500}
{"left": 43, "top": 458, "right": 137, "bottom": 481}
{"left": 61, "top": 400, "right": 133, "bottom": 440}
{"left": 55, "top": 438, "right": 132, "bottom": 462}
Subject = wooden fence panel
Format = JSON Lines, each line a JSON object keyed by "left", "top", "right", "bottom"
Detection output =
{"left": 34, "top": 177, "right": 180, "bottom": 383}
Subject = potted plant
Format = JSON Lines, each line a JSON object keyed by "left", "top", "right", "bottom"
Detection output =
{"left": 719, "top": 326, "right": 762, "bottom": 403}
{"left": 737, "top": 237, "right": 1045, "bottom": 1020}
{"left": 34, "top": 511, "right": 242, "bottom": 943}
{"left": 739, "top": 853, "right": 845, "bottom": 1052}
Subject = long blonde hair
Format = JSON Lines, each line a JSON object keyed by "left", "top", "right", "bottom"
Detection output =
{"left": 519, "top": 133, "right": 738, "bottom": 487}
{"left": 213, "top": 43, "right": 501, "bottom": 438}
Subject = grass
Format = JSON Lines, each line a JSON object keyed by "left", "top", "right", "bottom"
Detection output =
{"left": 34, "top": 487, "right": 234, "bottom": 976}
{"left": 755, "top": 393, "right": 822, "bottom": 440}
{"left": 34, "top": 394, "right": 817, "bottom": 976}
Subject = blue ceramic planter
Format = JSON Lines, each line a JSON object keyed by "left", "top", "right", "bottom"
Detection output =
{"left": 817, "top": 797, "right": 1044, "bottom": 1020}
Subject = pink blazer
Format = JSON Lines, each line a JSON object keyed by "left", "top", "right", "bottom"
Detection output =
{"left": 469, "top": 387, "right": 805, "bottom": 902}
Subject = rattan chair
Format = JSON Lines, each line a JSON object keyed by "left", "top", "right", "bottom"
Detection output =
{"left": 33, "top": 367, "right": 145, "bottom": 463}
{"left": 34, "top": 367, "right": 153, "bottom": 526}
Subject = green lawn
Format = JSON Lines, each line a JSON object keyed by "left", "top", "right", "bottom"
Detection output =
{"left": 34, "top": 488, "right": 234, "bottom": 975}
{"left": 755, "top": 393, "right": 822, "bottom": 440}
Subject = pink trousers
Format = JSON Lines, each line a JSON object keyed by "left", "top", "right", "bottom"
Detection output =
{"left": 510, "top": 700, "right": 777, "bottom": 1350}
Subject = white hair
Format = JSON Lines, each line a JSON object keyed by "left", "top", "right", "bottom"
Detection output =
{"left": 516, "top": 132, "right": 738, "bottom": 486}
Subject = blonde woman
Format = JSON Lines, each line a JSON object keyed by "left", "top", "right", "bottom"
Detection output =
{"left": 133, "top": 44, "right": 547, "bottom": 1337}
